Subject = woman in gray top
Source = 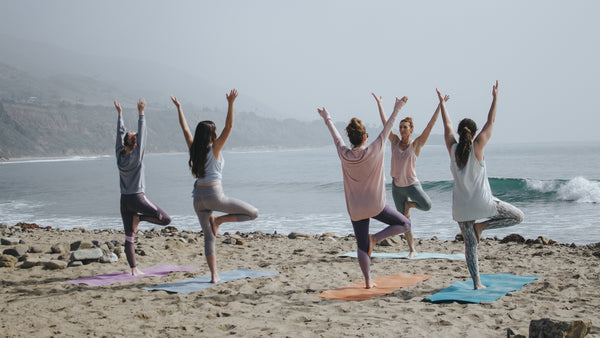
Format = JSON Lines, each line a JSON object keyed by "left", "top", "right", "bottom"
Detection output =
{"left": 115, "top": 98, "right": 171, "bottom": 276}
{"left": 171, "top": 90, "right": 258, "bottom": 284}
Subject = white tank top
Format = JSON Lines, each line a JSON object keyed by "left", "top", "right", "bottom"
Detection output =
{"left": 450, "top": 144, "right": 497, "bottom": 222}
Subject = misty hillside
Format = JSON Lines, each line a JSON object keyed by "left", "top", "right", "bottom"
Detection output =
{"left": 0, "top": 61, "right": 343, "bottom": 159}
{"left": 0, "top": 36, "right": 442, "bottom": 160}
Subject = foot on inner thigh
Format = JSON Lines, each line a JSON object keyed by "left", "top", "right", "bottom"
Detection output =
{"left": 132, "top": 214, "right": 140, "bottom": 234}
{"left": 368, "top": 234, "right": 377, "bottom": 258}
{"left": 210, "top": 215, "right": 220, "bottom": 237}
{"left": 474, "top": 222, "right": 487, "bottom": 243}
{"left": 404, "top": 200, "right": 414, "bottom": 219}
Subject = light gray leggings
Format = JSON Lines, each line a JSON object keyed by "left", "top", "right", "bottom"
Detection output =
{"left": 193, "top": 183, "right": 258, "bottom": 256}
{"left": 458, "top": 199, "right": 524, "bottom": 286}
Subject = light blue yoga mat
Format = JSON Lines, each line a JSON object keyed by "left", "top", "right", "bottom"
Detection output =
{"left": 425, "top": 273, "right": 539, "bottom": 303}
{"left": 142, "top": 268, "right": 279, "bottom": 295}
{"left": 339, "top": 252, "right": 465, "bottom": 260}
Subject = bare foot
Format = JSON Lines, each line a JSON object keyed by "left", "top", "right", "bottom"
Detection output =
{"left": 211, "top": 274, "right": 221, "bottom": 283}
{"left": 132, "top": 214, "right": 140, "bottom": 234}
{"left": 368, "top": 234, "right": 377, "bottom": 258}
{"left": 407, "top": 250, "right": 417, "bottom": 258}
{"left": 474, "top": 283, "right": 486, "bottom": 290}
{"left": 404, "top": 200, "right": 414, "bottom": 219}
{"left": 474, "top": 222, "right": 487, "bottom": 243}
{"left": 365, "top": 279, "right": 377, "bottom": 289}
{"left": 131, "top": 267, "right": 145, "bottom": 276}
{"left": 209, "top": 215, "right": 220, "bottom": 237}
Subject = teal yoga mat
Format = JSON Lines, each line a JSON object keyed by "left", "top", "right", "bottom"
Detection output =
{"left": 339, "top": 252, "right": 465, "bottom": 260}
{"left": 425, "top": 273, "right": 539, "bottom": 303}
{"left": 142, "top": 268, "right": 279, "bottom": 295}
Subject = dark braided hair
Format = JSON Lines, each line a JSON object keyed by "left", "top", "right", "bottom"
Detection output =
{"left": 455, "top": 118, "right": 477, "bottom": 169}
{"left": 345, "top": 118, "right": 367, "bottom": 147}
{"left": 189, "top": 121, "right": 217, "bottom": 178}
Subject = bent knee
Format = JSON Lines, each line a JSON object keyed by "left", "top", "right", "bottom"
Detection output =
{"left": 161, "top": 215, "right": 172, "bottom": 226}
{"left": 249, "top": 208, "right": 259, "bottom": 220}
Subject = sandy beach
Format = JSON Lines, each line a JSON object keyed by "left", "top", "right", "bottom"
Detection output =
{"left": 1, "top": 224, "right": 598, "bottom": 337}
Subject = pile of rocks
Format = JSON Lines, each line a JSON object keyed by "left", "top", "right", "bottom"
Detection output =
{"left": 0, "top": 223, "right": 125, "bottom": 270}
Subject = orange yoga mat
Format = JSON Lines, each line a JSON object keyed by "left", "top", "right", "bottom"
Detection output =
{"left": 318, "top": 273, "right": 432, "bottom": 301}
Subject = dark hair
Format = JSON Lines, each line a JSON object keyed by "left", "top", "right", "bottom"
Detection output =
{"left": 345, "top": 118, "right": 367, "bottom": 148}
{"left": 400, "top": 117, "right": 414, "bottom": 129}
{"left": 455, "top": 118, "right": 477, "bottom": 169}
{"left": 122, "top": 132, "right": 137, "bottom": 153}
{"left": 189, "top": 121, "right": 217, "bottom": 178}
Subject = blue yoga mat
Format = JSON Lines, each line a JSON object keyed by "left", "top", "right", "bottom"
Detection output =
{"left": 142, "top": 268, "right": 279, "bottom": 295}
{"left": 339, "top": 252, "right": 465, "bottom": 260}
{"left": 425, "top": 273, "right": 539, "bottom": 303}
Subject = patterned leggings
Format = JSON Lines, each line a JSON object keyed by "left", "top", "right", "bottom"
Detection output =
{"left": 458, "top": 199, "right": 524, "bottom": 287}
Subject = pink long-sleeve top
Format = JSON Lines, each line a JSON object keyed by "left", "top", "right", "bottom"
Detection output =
{"left": 322, "top": 101, "right": 405, "bottom": 221}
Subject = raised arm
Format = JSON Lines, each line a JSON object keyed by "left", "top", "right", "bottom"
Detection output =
{"left": 380, "top": 96, "right": 408, "bottom": 141}
{"left": 136, "top": 98, "right": 146, "bottom": 157}
{"left": 413, "top": 94, "right": 449, "bottom": 155}
{"left": 473, "top": 80, "right": 498, "bottom": 159}
{"left": 170, "top": 95, "right": 193, "bottom": 149}
{"left": 437, "top": 88, "right": 456, "bottom": 155}
{"left": 372, "top": 93, "right": 398, "bottom": 142}
{"left": 212, "top": 89, "right": 237, "bottom": 155}
{"left": 318, "top": 107, "right": 345, "bottom": 148}
{"left": 115, "top": 100, "right": 125, "bottom": 153}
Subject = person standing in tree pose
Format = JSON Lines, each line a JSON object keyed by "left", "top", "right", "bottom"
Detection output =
{"left": 115, "top": 98, "right": 172, "bottom": 276}
{"left": 318, "top": 96, "right": 411, "bottom": 289}
{"left": 438, "top": 81, "right": 524, "bottom": 289}
{"left": 372, "top": 93, "right": 449, "bottom": 258}
{"left": 170, "top": 89, "right": 258, "bottom": 284}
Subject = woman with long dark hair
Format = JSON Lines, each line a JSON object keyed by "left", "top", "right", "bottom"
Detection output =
{"left": 171, "top": 90, "right": 258, "bottom": 283}
{"left": 438, "top": 81, "right": 523, "bottom": 289}
{"left": 318, "top": 96, "right": 411, "bottom": 289}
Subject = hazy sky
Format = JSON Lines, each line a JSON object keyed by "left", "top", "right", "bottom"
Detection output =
{"left": 1, "top": 0, "right": 599, "bottom": 143}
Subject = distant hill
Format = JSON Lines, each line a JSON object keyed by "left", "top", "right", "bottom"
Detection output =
{"left": 0, "top": 62, "right": 345, "bottom": 159}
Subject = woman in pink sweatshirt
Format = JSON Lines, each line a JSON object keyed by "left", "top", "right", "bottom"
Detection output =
{"left": 318, "top": 96, "right": 411, "bottom": 289}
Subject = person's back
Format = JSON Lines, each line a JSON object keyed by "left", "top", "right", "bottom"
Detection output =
{"left": 450, "top": 144, "right": 496, "bottom": 222}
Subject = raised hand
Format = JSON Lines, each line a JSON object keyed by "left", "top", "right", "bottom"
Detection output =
{"left": 137, "top": 98, "right": 146, "bottom": 114}
{"left": 436, "top": 88, "right": 445, "bottom": 103}
{"left": 170, "top": 95, "right": 181, "bottom": 109}
{"left": 317, "top": 107, "right": 330, "bottom": 119}
{"left": 114, "top": 100, "right": 122, "bottom": 115}
{"left": 492, "top": 80, "right": 499, "bottom": 98}
{"left": 371, "top": 93, "right": 383, "bottom": 105}
{"left": 226, "top": 89, "right": 238, "bottom": 104}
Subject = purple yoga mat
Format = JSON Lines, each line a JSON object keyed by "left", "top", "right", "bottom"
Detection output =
{"left": 65, "top": 265, "right": 201, "bottom": 286}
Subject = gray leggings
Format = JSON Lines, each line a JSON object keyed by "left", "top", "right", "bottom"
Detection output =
{"left": 458, "top": 199, "right": 524, "bottom": 285}
{"left": 193, "top": 183, "right": 258, "bottom": 256}
{"left": 392, "top": 181, "right": 432, "bottom": 219}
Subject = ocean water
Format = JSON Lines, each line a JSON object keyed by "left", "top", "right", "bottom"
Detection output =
{"left": 1, "top": 142, "right": 598, "bottom": 245}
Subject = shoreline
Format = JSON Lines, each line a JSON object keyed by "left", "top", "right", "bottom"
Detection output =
{"left": 1, "top": 223, "right": 599, "bottom": 337}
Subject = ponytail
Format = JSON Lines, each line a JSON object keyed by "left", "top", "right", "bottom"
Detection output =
{"left": 455, "top": 119, "right": 477, "bottom": 169}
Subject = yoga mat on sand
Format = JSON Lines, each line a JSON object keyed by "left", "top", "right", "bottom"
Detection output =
{"left": 425, "top": 273, "right": 539, "bottom": 303}
{"left": 65, "top": 265, "right": 201, "bottom": 286}
{"left": 142, "top": 268, "right": 280, "bottom": 295}
{"left": 339, "top": 252, "right": 465, "bottom": 260}
{"left": 318, "top": 273, "right": 431, "bottom": 301}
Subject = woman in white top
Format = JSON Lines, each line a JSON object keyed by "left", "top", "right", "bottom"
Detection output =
{"left": 438, "top": 81, "right": 523, "bottom": 289}
{"left": 373, "top": 94, "right": 448, "bottom": 258}
{"left": 171, "top": 89, "right": 258, "bottom": 284}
